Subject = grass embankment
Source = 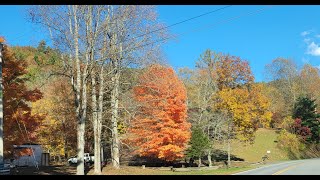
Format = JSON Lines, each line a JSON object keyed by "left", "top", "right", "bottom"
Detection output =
{"left": 230, "top": 128, "right": 289, "bottom": 163}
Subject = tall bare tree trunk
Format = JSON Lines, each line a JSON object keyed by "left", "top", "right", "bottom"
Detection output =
{"left": 62, "top": 119, "right": 68, "bottom": 159}
{"left": 111, "top": 63, "right": 120, "bottom": 169}
{"left": 227, "top": 118, "right": 231, "bottom": 168}
{"left": 207, "top": 127, "right": 213, "bottom": 167}
{"left": 208, "top": 150, "right": 212, "bottom": 167}
{"left": 97, "top": 66, "right": 104, "bottom": 169}
{"left": 111, "top": 41, "right": 121, "bottom": 169}
{"left": 71, "top": 5, "right": 85, "bottom": 175}
{"left": 92, "top": 67, "right": 101, "bottom": 174}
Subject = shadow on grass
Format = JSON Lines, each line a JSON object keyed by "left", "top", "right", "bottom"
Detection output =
{"left": 126, "top": 150, "right": 244, "bottom": 168}
{"left": 11, "top": 165, "right": 76, "bottom": 175}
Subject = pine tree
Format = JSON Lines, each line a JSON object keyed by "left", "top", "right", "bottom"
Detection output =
{"left": 292, "top": 96, "right": 320, "bottom": 143}
{"left": 186, "top": 127, "right": 210, "bottom": 167}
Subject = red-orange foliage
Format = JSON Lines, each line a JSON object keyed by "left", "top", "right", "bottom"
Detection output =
{"left": 3, "top": 45, "right": 44, "bottom": 156}
{"left": 127, "top": 64, "right": 191, "bottom": 162}
{"left": 0, "top": 36, "right": 5, "bottom": 43}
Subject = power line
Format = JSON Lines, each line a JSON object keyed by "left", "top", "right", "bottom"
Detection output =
{"left": 10, "top": 6, "right": 233, "bottom": 53}
{"left": 112, "top": 5, "right": 275, "bottom": 57}
{"left": 187, "top": 5, "right": 274, "bottom": 35}
{"left": 120, "top": 5, "right": 233, "bottom": 44}
{"left": 96, "top": 5, "right": 233, "bottom": 49}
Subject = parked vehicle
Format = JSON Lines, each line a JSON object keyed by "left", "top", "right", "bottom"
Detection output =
{"left": 0, "top": 163, "right": 11, "bottom": 175}
{"left": 68, "top": 153, "right": 94, "bottom": 165}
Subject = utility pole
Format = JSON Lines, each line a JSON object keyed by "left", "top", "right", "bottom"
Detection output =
{"left": 0, "top": 40, "right": 4, "bottom": 164}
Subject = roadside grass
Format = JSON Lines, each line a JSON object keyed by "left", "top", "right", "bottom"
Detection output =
{"left": 97, "top": 165, "right": 256, "bottom": 175}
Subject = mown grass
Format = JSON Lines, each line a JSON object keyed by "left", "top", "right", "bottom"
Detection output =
{"left": 215, "top": 128, "right": 289, "bottom": 163}
{"left": 97, "top": 165, "right": 256, "bottom": 175}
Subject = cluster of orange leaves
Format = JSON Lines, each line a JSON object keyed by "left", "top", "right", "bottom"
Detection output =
{"left": 127, "top": 64, "right": 191, "bottom": 161}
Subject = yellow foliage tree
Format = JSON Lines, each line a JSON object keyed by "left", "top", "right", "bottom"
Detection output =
{"left": 215, "top": 84, "right": 272, "bottom": 142}
{"left": 32, "top": 99, "right": 65, "bottom": 157}
{"left": 31, "top": 78, "right": 77, "bottom": 159}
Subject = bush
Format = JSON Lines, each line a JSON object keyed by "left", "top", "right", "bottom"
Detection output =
{"left": 279, "top": 116, "right": 295, "bottom": 132}
{"left": 277, "top": 130, "right": 305, "bottom": 159}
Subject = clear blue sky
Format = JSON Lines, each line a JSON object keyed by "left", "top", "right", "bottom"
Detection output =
{"left": 1, "top": 5, "right": 320, "bottom": 82}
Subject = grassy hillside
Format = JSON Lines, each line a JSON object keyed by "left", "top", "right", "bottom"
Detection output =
{"left": 217, "top": 128, "right": 289, "bottom": 163}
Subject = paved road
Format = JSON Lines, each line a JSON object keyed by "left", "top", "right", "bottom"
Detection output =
{"left": 234, "top": 158, "right": 320, "bottom": 175}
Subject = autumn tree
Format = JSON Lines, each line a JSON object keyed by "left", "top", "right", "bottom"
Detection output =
{"left": 2, "top": 44, "right": 44, "bottom": 157}
{"left": 179, "top": 49, "right": 226, "bottom": 167}
{"left": 300, "top": 64, "right": 320, "bottom": 104}
{"left": 215, "top": 54, "right": 254, "bottom": 90}
{"left": 216, "top": 84, "right": 272, "bottom": 141}
{"left": 127, "top": 64, "right": 191, "bottom": 162}
{"left": 10, "top": 42, "right": 77, "bottom": 160}
{"left": 31, "top": 5, "right": 168, "bottom": 173}
{"left": 213, "top": 54, "right": 271, "bottom": 167}
{"left": 32, "top": 77, "right": 77, "bottom": 159}
{"left": 264, "top": 58, "right": 300, "bottom": 120}
{"left": 261, "top": 83, "right": 286, "bottom": 128}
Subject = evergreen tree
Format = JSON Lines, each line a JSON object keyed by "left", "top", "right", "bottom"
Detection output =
{"left": 186, "top": 127, "right": 211, "bottom": 167}
{"left": 292, "top": 96, "right": 320, "bottom": 143}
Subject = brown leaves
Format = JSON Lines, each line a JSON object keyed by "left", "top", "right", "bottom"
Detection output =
{"left": 215, "top": 55, "right": 254, "bottom": 90}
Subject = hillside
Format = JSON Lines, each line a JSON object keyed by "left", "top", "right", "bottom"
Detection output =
{"left": 217, "top": 128, "right": 289, "bottom": 163}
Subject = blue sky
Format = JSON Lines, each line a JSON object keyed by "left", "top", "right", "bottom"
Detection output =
{"left": 1, "top": 5, "right": 320, "bottom": 82}
{"left": 157, "top": 5, "right": 320, "bottom": 82}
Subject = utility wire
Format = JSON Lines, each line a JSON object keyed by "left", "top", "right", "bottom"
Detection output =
{"left": 109, "top": 5, "right": 275, "bottom": 57}
{"left": 92, "top": 5, "right": 234, "bottom": 51}
{"left": 114, "top": 5, "right": 233, "bottom": 46}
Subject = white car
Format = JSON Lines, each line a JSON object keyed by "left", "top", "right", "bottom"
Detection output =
{"left": 68, "top": 153, "right": 94, "bottom": 165}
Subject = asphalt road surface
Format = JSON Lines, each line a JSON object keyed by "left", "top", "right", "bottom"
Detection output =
{"left": 234, "top": 158, "right": 320, "bottom": 175}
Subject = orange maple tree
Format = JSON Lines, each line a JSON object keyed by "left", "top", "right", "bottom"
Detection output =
{"left": 127, "top": 64, "right": 191, "bottom": 161}
{"left": 3, "top": 45, "right": 44, "bottom": 156}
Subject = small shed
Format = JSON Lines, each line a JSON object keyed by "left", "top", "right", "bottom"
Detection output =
{"left": 12, "top": 143, "right": 43, "bottom": 167}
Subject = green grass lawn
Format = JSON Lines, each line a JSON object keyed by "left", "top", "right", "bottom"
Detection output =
{"left": 226, "top": 128, "right": 289, "bottom": 163}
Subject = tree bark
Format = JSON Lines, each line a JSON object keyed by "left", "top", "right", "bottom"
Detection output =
{"left": 198, "top": 157, "right": 201, "bottom": 167}
{"left": 111, "top": 60, "right": 120, "bottom": 169}
{"left": 207, "top": 150, "right": 212, "bottom": 167}
{"left": 92, "top": 67, "right": 101, "bottom": 174}
{"left": 70, "top": 5, "right": 85, "bottom": 175}
{"left": 227, "top": 118, "right": 231, "bottom": 168}
{"left": 97, "top": 66, "right": 104, "bottom": 167}
{"left": 110, "top": 29, "right": 121, "bottom": 168}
